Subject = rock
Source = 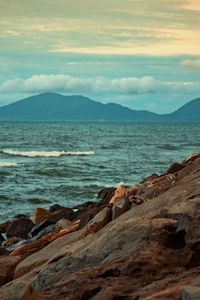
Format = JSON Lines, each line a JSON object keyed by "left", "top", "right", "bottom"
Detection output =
{"left": 0, "top": 247, "right": 9, "bottom": 256}
{"left": 136, "top": 173, "right": 176, "bottom": 200}
{"left": 78, "top": 207, "right": 100, "bottom": 229}
{"left": 0, "top": 220, "right": 13, "bottom": 233}
{"left": 83, "top": 207, "right": 111, "bottom": 237}
{"left": 54, "top": 218, "right": 71, "bottom": 231}
{"left": 6, "top": 218, "right": 34, "bottom": 239}
{"left": 3, "top": 237, "right": 22, "bottom": 248}
{"left": 31, "top": 224, "right": 55, "bottom": 241}
{"left": 13, "top": 214, "right": 29, "bottom": 219}
{"left": 1, "top": 153, "right": 200, "bottom": 300}
{"left": 11, "top": 220, "right": 80, "bottom": 259}
{"left": 112, "top": 197, "right": 131, "bottom": 219}
{"left": 184, "top": 153, "right": 200, "bottom": 164}
{"left": 0, "top": 256, "right": 21, "bottom": 286}
{"left": 31, "top": 208, "right": 76, "bottom": 238}
{"left": 97, "top": 187, "right": 116, "bottom": 205}
{"left": 166, "top": 162, "right": 186, "bottom": 174}
{"left": 0, "top": 233, "right": 5, "bottom": 244}
{"left": 109, "top": 186, "right": 128, "bottom": 204}
{"left": 49, "top": 204, "right": 67, "bottom": 212}
{"left": 182, "top": 286, "right": 200, "bottom": 300}
{"left": 31, "top": 208, "right": 52, "bottom": 225}
{"left": 48, "top": 208, "right": 76, "bottom": 223}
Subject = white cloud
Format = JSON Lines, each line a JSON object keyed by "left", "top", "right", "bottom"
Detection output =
{"left": 181, "top": 59, "right": 200, "bottom": 70}
{"left": 0, "top": 74, "right": 199, "bottom": 98}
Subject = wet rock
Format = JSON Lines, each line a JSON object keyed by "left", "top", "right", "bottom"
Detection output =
{"left": 0, "top": 256, "right": 21, "bottom": 286}
{"left": 182, "top": 286, "right": 200, "bottom": 300}
{"left": 112, "top": 197, "right": 131, "bottom": 219}
{"left": 31, "top": 221, "right": 53, "bottom": 238}
{"left": 6, "top": 218, "right": 34, "bottom": 239}
{"left": 3, "top": 237, "right": 22, "bottom": 248}
{"left": 83, "top": 207, "right": 111, "bottom": 237}
{"left": 31, "top": 208, "right": 52, "bottom": 225}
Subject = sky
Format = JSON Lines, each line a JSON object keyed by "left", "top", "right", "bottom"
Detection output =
{"left": 0, "top": 0, "right": 199, "bottom": 113}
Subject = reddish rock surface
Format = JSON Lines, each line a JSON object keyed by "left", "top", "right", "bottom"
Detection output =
{"left": 1, "top": 153, "right": 200, "bottom": 299}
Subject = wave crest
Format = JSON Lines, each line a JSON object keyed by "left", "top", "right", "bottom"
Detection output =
{"left": 2, "top": 149, "right": 95, "bottom": 158}
{"left": 0, "top": 161, "right": 17, "bottom": 167}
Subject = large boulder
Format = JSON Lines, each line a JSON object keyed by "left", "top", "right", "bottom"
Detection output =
{"left": 6, "top": 218, "right": 34, "bottom": 239}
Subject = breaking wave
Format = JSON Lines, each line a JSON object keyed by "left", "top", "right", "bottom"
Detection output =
{"left": 0, "top": 161, "right": 17, "bottom": 167}
{"left": 2, "top": 149, "right": 95, "bottom": 158}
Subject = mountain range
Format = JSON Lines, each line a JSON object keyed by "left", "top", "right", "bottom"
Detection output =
{"left": 0, "top": 92, "right": 199, "bottom": 122}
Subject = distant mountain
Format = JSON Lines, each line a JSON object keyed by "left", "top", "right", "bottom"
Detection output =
{"left": 0, "top": 93, "right": 199, "bottom": 122}
{"left": 163, "top": 97, "right": 200, "bottom": 122}
{"left": 0, "top": 93, "right": 158, "bottom": 121}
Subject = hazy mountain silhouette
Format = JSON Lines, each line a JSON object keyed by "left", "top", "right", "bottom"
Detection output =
{"left": 0, "top": 93, "right": 199, "bottom": 122}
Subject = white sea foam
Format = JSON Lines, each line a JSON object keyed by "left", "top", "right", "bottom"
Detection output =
{"left": 2, "top": 149, "right": 95, "bottom": 158}
{"left": 0, "top": 162, "right": 17, "bottom": 167}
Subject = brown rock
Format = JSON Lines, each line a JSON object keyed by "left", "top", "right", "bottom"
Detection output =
{"left": 6, "top": 218, "right": 34, "bottom": 239}
{"left": 54, "top": 218, "right": 71, "bottom": 231}
{"left": 0, "top": 256, "right": 21, "bottom": 286}
{"left": 97, "top": 187, "right": 116, "bottom": 205}
{"left": 109, "top": 186, "right": 128, "bottom": 204}
{"left": 83, "top": 207, "right": 111, "bottom": 237}
{"left": 31, "top": 208, "right": 52, "bottom": 225}
{"left": 11, "top": 220, "right": 80, "bottom": 259}
{"left": 112, "top": 197, "right": 131, "bottom": 219}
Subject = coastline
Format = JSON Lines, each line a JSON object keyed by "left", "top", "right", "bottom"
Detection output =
{"left": 1, "top": 152, "right": 200, "bottom": 299}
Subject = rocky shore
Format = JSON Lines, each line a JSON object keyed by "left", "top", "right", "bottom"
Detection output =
{"left": 1, "top": 153, "right": 200, "bottom": 299}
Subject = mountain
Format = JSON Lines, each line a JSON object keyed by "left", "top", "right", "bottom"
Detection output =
{"left": 0, "top": 93, "right": 158, "bottom": 121}
{"left": 0, "top": 93, "right": 199, "bottom": 121}
{"left": 163, "top": 97, "right": 200, "bottom": 122}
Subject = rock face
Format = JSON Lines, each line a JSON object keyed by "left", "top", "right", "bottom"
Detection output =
{"left": 1, "top": 153, "right": 200, "bottom": 299}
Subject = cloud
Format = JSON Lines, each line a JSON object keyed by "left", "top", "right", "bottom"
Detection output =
{"left": 0, "top": 74, "right": 199, "bottom": 97}
{"left": 181, "top": 59, "right": 200, "bottom": 70}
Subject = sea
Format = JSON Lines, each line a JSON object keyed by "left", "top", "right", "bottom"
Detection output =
{"left": 0, "top": 122, "right": 200, "bottom": 222}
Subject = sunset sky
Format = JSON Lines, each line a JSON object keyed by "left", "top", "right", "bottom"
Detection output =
{"left": 0, "top": 0, "right": 199, "bottom": 113}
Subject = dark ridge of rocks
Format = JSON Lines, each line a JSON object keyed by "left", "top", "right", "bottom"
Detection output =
{"left": 0, "top": 153, "right": 200, "bottom": 299}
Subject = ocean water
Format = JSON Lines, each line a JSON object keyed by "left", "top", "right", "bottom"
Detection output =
{"left": 0, "top": 122, "right": 200, "bottom": 222}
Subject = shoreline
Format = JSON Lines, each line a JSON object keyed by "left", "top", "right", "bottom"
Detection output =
{"left": 1, "top": 152, "right": 200, "bottom": 299}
